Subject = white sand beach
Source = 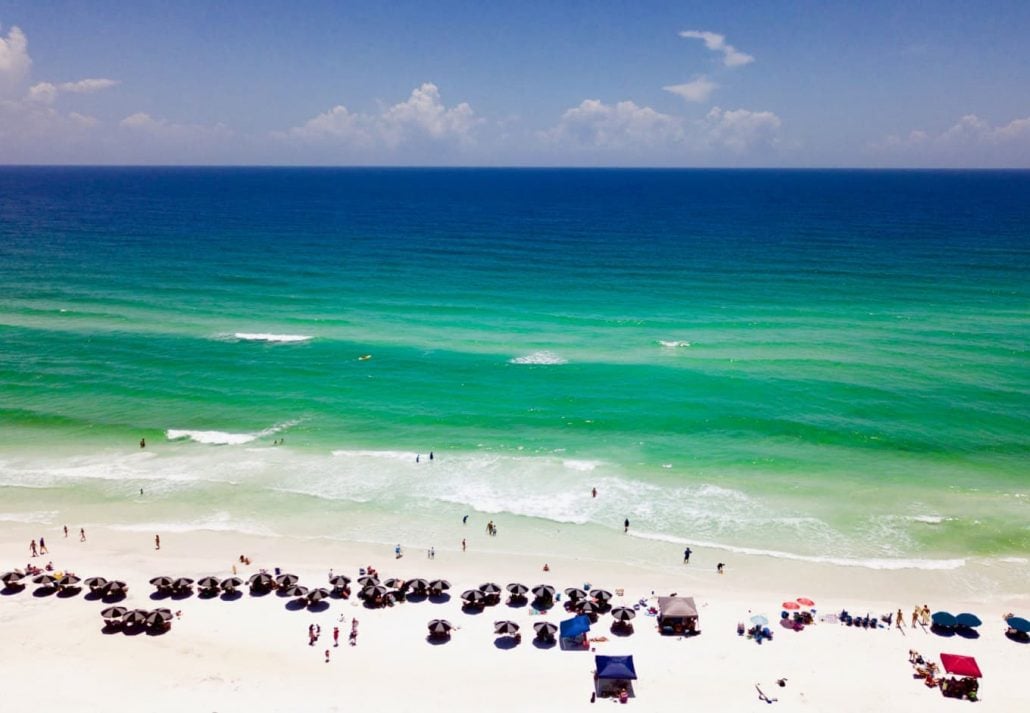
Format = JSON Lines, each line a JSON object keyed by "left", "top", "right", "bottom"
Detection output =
{"left": 2, "top": 524, "right": 1027, "bottom": 712}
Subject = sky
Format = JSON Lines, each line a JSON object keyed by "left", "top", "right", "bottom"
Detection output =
{"left": 1, "top": 0, "right": 1029, "bottom": 167}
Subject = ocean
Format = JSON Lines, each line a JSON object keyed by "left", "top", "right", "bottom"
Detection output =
{"left": 1, "top": 167, "right": 1027, "bottom": 571}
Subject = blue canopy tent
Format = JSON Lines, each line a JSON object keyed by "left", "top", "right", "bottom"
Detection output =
{"left": 595, "top": 655, "right": 637, "bottom": 699}
{"left": 559, "top": 614, "right": 590, "bottom": 650}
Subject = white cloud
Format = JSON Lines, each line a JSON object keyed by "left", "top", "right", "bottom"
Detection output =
{"left": 699, "top": 106, "right": 781, "bottom": 152}
{"left": 0, "top": 25, "right": 31, "bottom": 96}
{"left": 542, "top": 99, "right": 683, "bottom": 149}
{"left": 871, "top": 114, "right": 1030, "bottom": 166}
{"left": 680, "top": 30, "right": 754, "bottom": 67}
{"left": 663, "top": 76, "right": 718, "bottom": 103}
{"left": 119, "top": 112, "right": 231, "bottom": 141}
{"left": 29, "top": 77, "right": 119, "bottom": 103}
{"left": 282, "top": 83, "right": 481, "bottom": 149}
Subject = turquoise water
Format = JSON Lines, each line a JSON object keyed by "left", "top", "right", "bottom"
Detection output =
{"left": 1, "top": 168, "right": 1027, "bottom": 566}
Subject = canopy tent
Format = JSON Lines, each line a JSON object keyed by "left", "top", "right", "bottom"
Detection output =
{"left": 560, "top": 614, "right": 591, "bottom": 649}
{"left": 594, "top": 655, "right": 637, "bottom": 700}
{"left": 658, "top": 596, "right": 699, "bottom": 634}
{"left": 940, "top": 653, "right": 983, "bottom": 678}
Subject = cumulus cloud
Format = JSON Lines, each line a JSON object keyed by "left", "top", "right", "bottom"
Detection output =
{"left": 663, "top": 76, "right": 718, "bottom": 103}
{"left": 872, "top": 114, "right": 1030, "bottom": 166}
{"left": 28, "top": 77, "right": 118, "bottom": 104}
{"left": 680, "top": 30, "right": 754, "bottom": 67}
{"left": 0, "top": 25, "right": 31, "bottom": 96}
{"left": 699, "top": 106, "right": 781, "bottom": 152}
{"left": 542, "top": 99, "right": 683, "bottom": 149}
{"left": 282, "top": 83, "right": 481, "bottom": 149}
{"left": 119, "top": 112, "right": 231, "bottom": 141}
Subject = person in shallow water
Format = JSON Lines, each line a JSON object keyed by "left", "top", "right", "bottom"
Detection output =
{"left": 140, "top": 438, "right": 145, "bottom": 448}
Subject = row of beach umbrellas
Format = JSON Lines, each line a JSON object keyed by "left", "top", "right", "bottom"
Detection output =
{"left": 101, "top": 606, "right": 173, "bottom": 628}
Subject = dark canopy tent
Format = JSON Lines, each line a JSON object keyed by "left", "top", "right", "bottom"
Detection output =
{"left": 559, "top": 614, "right": 591, "bottom": 650}
{"left": 595, "top": 655, "right": 637, "bottom": 698}
{"left": 658, "top": 596, "right": 699, "bottom": 634}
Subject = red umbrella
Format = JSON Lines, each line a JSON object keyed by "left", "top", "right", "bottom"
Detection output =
{"left": 940, "top": 653, "right": 982, "bottom": 678}
{"left": 782, "top": 601, "right": 800, "bottom": 610}
{"left": 796, "top": 597, "right": 815, "bottom": 607}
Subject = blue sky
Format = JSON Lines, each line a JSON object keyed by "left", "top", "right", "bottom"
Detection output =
{"left": 1, "top": 0, "right": 1028, "bottom": 166}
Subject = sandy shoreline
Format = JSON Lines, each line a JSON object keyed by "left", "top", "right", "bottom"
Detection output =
{"left": 2, "top": 522, "right": 1028, "bottom": 711}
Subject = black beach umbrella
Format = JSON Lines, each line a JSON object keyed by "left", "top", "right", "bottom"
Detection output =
{"left": 276, "top": 573, "right": 299, "bottom": 587}
{"left": 590, "top": 589, "right": 613, "bottom": 602}
{"left": 506, "top": 583, "right": 529, "bottom": 596}
{"left": 146, "top": 609, "right": 174, "bottom": 627}
{"left": 101, "top": 605, "right": 128, "bottom": 620}
{"left": 84, "top": 576, "right": 108, "bottom": 591}
{"left": 955, "top": 613, "right": 982, "bottom": 628}
{"left": 357, "top": 575, "right": 379, "bottom": 588}
{"left": 329, "top": 575, "right": 351, "bottom": 587}
{"left": 33, "top": 573, "right": 57, "bottom": 586}
{"left": 308, "top": 588, "right": 330, "bottom": 603}
{"left": 564, "top": 587, "right": 587, "bottom": 601}
{"left": 533, "top": 622, "right": 558, "bottom": 639}
{"left": 150, "top": 576, "right": 174, "bottom": 589}
{"left": 362, "top": 584, "right": 389, "bottom": 599}
{"left": 104, "top": 580, "right": 128, "bottom": 596}
{"left": 461, "top": 589, "right": 485, "bottom": 605}
{"left": 1, "top": 570, "right": 26, "bottom": 584}
{"left": 494, "top": 620, "right": 520, "bottom": 635}
{"left": 221, "top": 577, "right": 243, "bottom": 591}
{"left": 172, "top": 577, "right": 194, "bottom": 593}
{"left": 283, "top": 585, "right": 309, "bottom": 598}
{"left": 408, "top": 578, "right": 429, "bottom": 592}
{"left": 197, "top": 576, "right": 221, "bottom": 590}
{"left": 428, "top": 579, "right": 451, "bottom": 592}
{"left": 480, "top": 583, "right": 502, "bottom": 595}
{"left": 428, "top": 619, "right": 453, "bottom": 635}
{"left": 532, "top": 584, "right": 555, "bottom": 600}
{"left": 384, "top": 577, "right": 406, "bottom": 589}
{"left": 611, "top": 606, "right": 636, "bottom": 621}
{"left": 248, "top": 573, "right": 273, "bottom": 588}
{"left": 58, "top": 573, "right": 81, "bottom": 588}
{"left": 577, "top": 601, "right": 599, "bottom": 615}
{"left": 124, "top": 608, "right": 149, "bottom": 625}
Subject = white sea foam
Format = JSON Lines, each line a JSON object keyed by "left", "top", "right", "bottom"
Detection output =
{"left": 166, "top": 420, "right": 299, "bottom": 446}
{"left": 910, "top": 515, "right": 950, "bottom": 525}
{"left": 232, "top": 332, "right": 312, "bottom": 343}
{"left": 658, "top": 340, "right": 691, "bottom": 348}
{"left": 108, "top": 511, "right": 276, "bottom": 537}
{"left": 509, "top": 351, "right": 567, "bottom": 365}
{"left": 562, "top": 459, "right": 600, "bottom": 472}
{"left": 331, "top": 449, "right": 419, "bottom": 462}
{"left": 0, "top": 510, "right": 57, "bottom": 524}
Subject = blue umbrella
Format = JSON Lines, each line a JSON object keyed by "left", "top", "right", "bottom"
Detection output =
{"left": 931, "top": 611, "right": 957, "bottom": 627}
{"left": 750, "top": 615, "right": 769, "bottom": 627}
{"left": 955, "top": 613, "right": 982, "bottom": 628}
{"left": 1006, "top": 616, "right": 1030, "bottom": 633}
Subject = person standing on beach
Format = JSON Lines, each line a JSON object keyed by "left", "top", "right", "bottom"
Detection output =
{"left": 63, "top": 525, "right": 68, "bottom": 538}
{"left": 461, "top": 538, "right": 466, "bottom": 552}
{"left": 140, "top": 437, "right": 145, "bottom": 448}
{"left": 30, "top": 540, "right": 38, "bottom": 557}
{"left": 911, "top": 607, "right": 919, "bottom": 628}
{"left": 395, "top": 544, "right": 402, "bottom": 558}
{"left": 921, "top": 605, "right": 930, "bottom": 626}
{"left": 429, "top": 451, "right": 434, "bottom": 461}
{"left": 624, "top": 518, "right": 629, "bottom": 533}
{"left": 592, "top": 487, "right": 597, "bottom": 498}
{"left": 39, "top": 537, "right": 48, "bottom": 554}
{"left": 155, "top": 534, "right": 160, "bottom": 550}
{"left": 79, "top": 528, "right": 86, "bottom": 542}
{"left": 683, "top": 547, "right": 692, "bottom": 564}
{"left": 896, "top": 608, "right": 904, "bottom": 628}
{"left": 333, "top": 626, "right": 340, "bottom": 647}
{"left": 717, "top": 562, "right": 725, "bottom": 574}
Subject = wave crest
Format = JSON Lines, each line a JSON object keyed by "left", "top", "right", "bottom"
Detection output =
{"left": 509, "top": 351, "right": 567, "bottom": 365}
{"left": 232, "top": 333, "right": 312, "bottom": 343}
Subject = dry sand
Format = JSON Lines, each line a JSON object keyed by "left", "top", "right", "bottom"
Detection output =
{"left": 1, "top": 524, "right": 1027, "bottom": 712}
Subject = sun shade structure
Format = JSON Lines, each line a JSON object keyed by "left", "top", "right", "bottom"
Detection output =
{"left": 534, "top": 622, "right": 558, "bottom": 638}
{"left": 248, "top": 573, "right": 273, "bottom": 589}
{"left": 146, "top": 609, "right": 174, "bottom": 627}
{"left": 104, "top": 580, "right": 128, "bottom": 595}
{"left": 658, "top": 596, "right": 699, "bottom": 634}
{"left": 611, "top": 606, "right": 636, "bottom": 621}
{"left": 506, "top": 583, "right": 529, "bottom": 596}
{"left": 150, "top": 576, "right": 173, "bottom": 588}
{"left": 560, "top": 614, "right": 591, "bottom": 639}
{"left": 1, "top": 570, "right": 25, "bottom": 584}
{"left": 275, "top": 574, "right": 299, "bottom": 587}
{"left": 329, "top": 575, "right": 352, "bottom": 587}
{"left": 101, "top": 606, "right": 127, "bottom": 619}
{"left": 590, "top": 589, "right": 612, "bottom": 602}
{"left": 940, "top": 653, "right": 983, "bottom": 678}
{"left": 307, "top": 588, "right": 330, "bottom": 603}
{"left": 283, "top": 585, "right": 309, "bottom": 598}
{"left": 124, "top": 609, "right": 149, "bottom": 625}
{"left": 564, "top": 587, "right": 587, "bottom": 600}
{"left": 494, "top": 620, "right": 520, "bottom": 635}
{"left": 221, "top": 577, "right": 243, "bottom": 591}
{"left": 33, "top": 573, "right": 57, "bottom": 586}
{"left": 427, "top": 619, "right": 452, "bottom": 635}
{"left": 797, "top": 597, "right": 815, "bottom": 607}
{"left": 428, "top": 579, "right": 450, "bottom": 592}
{"left": 461, "top": 589, "right": 485, "bottom": 605}
{"left": 1006, "top": 616, "right": 1030, "bottom": 634}
{"left": 407, "top": 578, "right": 428, "bottom": 592}
{"left": 596, "top": 655, "right": 637, "bottom": 680}
{"left": 955, "top": 613, "right": 982, "bottom": 628}
{"left": 532, "top": 584, "right": 555, "bottom": 600}
{"left": 932, "top": 612, "right": 957, "bottom": 628}
{"left": 357, "top": 575, "right": 379, "bottom": 588}
{"left": 783, "top": 601, "right": 800, "bottom": 610}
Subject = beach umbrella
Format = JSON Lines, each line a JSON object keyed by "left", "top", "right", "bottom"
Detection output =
{"left": 611, "top": 606, "right": 636, "bottom": 622}
{"left": 590, "top": 589, "right": 613, "bottom": 602}
{"left": 408, "top": 578, "right": 428, "bottom": 592}
{"left": 2, "top": 570, "right": 26, "bottom": 585}
{"left": 494, "top": 620, "right": 520, "bottom": 635}
{"left": 940, "top": 653, "right": 983, "bottom": 678}
{"left": 146, "top": 609, "right": 174, "bottom": 627}
{"left": 1006, "top": 616, "right": 1030, "bottom": 634}
{"left": 356, "top": 575, "right": 379, "bottom": 588}
{"left": 101, "top": 606, "right": 127, "bottom": 620}
{"left": 480, "top": 583, "right": 502, "bottom": 595}
{"left": 275, "top": 573, "right": 299, "bottom": 587}
{"left": 461, "top": 589, "right": 485, "bottom": 605}
{"left": 384, "top": 577, "right": 404, "bottom": 588}
{"left": 58, "top": 573, "right": 81, "bottom": 587}
{"left": 932, "top": 611, "right": 957, "bottom": 628}
{"left": 104, "top": 580, "right": 128, "bottom": 595}
{"left": 533, "top": 622, "right": 558, "bottom": 638}
{"left": 955, "top": 613, "right": 982, "bottom": 628}
{"left": 751, "top": 615, "right": 769, "bottom": 627}
{"left": 248, "top": 573, "right": 273, "bottom": 589}
{"left": 220, "top": 577, "right": 243, "bottom": 591}
{"left": 577, "top": 601, "right": 599, "bottom": 615}
{"left": 782, "top": 601, "right": 801, "bottom": 610}
{"left": 198, "top": 576, "right": 221, "bottom": 590}
{"left": 172, "top": 577, "right": 194, "bottom": 592}
{"left": 84, "top": 576, "right": 108, "bottom": 590}
{"left": 150, "top": 576, "right": 173, "bottom": 589}
{"left": 33, "top": 573, "right": 57, "bottom": 586}
{"left": 328, "top": 574, "right": 351, "bottom": 587}
{"left": 307, "top": 588, "right": 330, "bottom": 603}
{"left": 362, "top": 584, "right": 389, "bottom": 599}
{"left": 506, "top": 583, "right": 529, "bottom": 596}
{"left": 532, "top": 584, "right": 555, "bottom": 600}
{"left": 283, "top": 585, "right": 309, "bottom": 598}
{"left": 427, "top": 619, "right": 452, "bottom": 635}
{"left": 797, "top": 597, "right": 815, "bottom": 607}
{"left": 564, "top": 587, "right": 587, "bottom": 600}
{"left": 124, "top": 609, "right": 149, "bottom": 625}
{"left": 428, "top": 579, "right": 450, "bottom": 592}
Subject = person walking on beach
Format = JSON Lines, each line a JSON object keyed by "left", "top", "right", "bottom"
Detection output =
{"left": 896, "top": 608, "right": 904, "bottom": 628}
{"left": 416, "top": 454, "right": 420, "bottom": 463}
{"left": 921, "top": 605, "right": 931, "bottom": 626}
{"left": 428, "top": 546, "right": 435, "bottom": 559}
{"left": 912, "top": 607, "right": 919, "bottom": 628}
{"left": 717, "top": 562, "right": 725, "bottom": 574}
{"left": 624, "top": 518, "right": 630, "bottom": 533}
{"left": 39, "top": 537, "right": 48, "bottom": 554}
{"left": 155, "top": 534, "right": 160, "bottom": 550}
{"left": 324, "top": 649, "right": 330, "bottom": 663}
{"left": 429, "top": 451, "right": 433, "bottom": 461}
{"left": 63, "top": 525, "right": 68, "bottom": 538}
{"left": 79, "top": 527, "right": 86, "bottom": 542}
{"left": 333, "top": 626, "right": 340, "bottom": 647}
{"left": 395, "top": 544, "right": 402, "bottom": 558}
{"left": 683, "top": 547, "right": 692, "bottom": 564}
{"left": 462, "top": 514, "right": 468, "bottom": 525}
{"left": 461, "top": 538, "right": 466, "bottom": 552}
{"left": 592, "top": 487, "right": 597, "bottom": 498}
{"left": 30, "top": 539, "right": 38, "bottom": 557}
